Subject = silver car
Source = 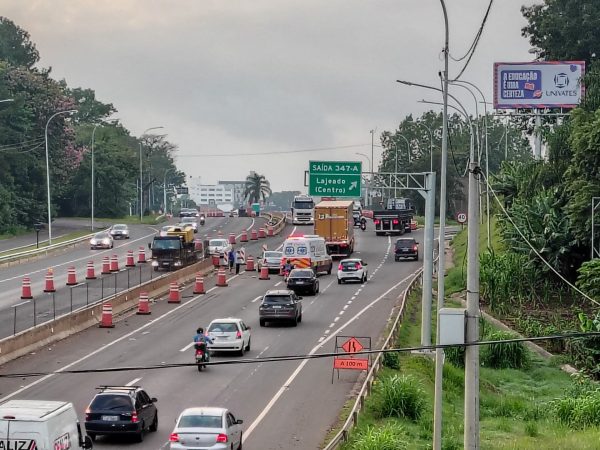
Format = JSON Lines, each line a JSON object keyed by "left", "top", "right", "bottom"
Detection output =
{"left": 109, "top": 223, "right": 130, "bottom": 239}
{"left": 169, "top": 407, "right": 243, "bottom": 450}
{"left": 257, "top": 250, "right": 283, "bottom": 273}
{"left": 179, "top": 217, "right": 198, "bottom": 233}
{"left": 208, "top": 239, "right": 232, "bottom": 256}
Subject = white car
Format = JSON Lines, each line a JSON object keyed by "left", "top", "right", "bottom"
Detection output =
{"left": 337, "top": 258, "right": 368, "bottom": 284}
{"left": 208, "top": 239, "right": 232, "bottom": 256}
{"left": 179, "top": 217, "right": 198, "bottom": 233}
{"left": 109, "top": 223, "right": 129, "bottom": 239}
{"left": 206, "top": 318, "right": 251, "bottom": 356}
{"left": 169, "top": 407, "right": 243, "bottom": 450}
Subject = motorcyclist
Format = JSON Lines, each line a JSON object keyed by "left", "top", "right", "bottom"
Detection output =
{"left": 283, "top": 259, "right": 294, "bottom": 279}
{"left": 193, "top": 327, "right": 213, "bottom": 362}
{"left": 199, "top": 214, "right": 206, "bottom": 226}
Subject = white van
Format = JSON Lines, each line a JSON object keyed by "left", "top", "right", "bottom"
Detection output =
{"left": 0, "top": 400, "right": 92, "bottom": 450}
{"left": 282, "top": 234, "right": 333, "bottom": 275}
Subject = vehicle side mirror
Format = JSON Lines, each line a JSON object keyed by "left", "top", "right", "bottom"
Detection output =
{"left": 237, "top": 419, "right": 244, "bottom": 424}
{"left": 247, "top": 326, "right": 251, "bottom": 330}
{"left": 83, "top": 436, "right": 93, "bottom": 449}
{"left": 147, "top": 242, "right": 151, "bottom": 249}
{"left": 363, "top": 262, "right": 368, "bottom": 266}
{"left": 298, "top": 296, "right": 303, "bottom": 300}
{"left": 151, "top": 397, "right": 158, "bottom": 403}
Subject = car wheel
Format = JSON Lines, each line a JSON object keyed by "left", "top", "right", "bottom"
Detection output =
{"left": 197, "top": 363, "right": 203, "bottom": 372}
{"left": 245, "top": 338, "right": 251, "bottom": 352}
{"left": 239, "top": 344, "right": 245, "bottom": 357}
{"left": 316, "top": 283, "right": 319, "bottom": 294}
{"left": 136, "top": 425, "right": 144, "bottom": 442}
{"left": 327, "top": 265, "right": 332, "bottom": 275}
{"left": 292, "top": 316, "right": 298, "bottom": 327}
{"left": 238, "top": 435, "right": 243, "bottom": 450}
{"left": 88, "top": 433, "right": 96, "bottom": 442}
{"left": 298, "top": 313, "right": 302, "bottom": 323}
{"left": 337, "top": 278, "right": 341, "bottom": 285}
{"left": 259, "top": 319, "right": 266, "bottom": 327}
{"left": 149, "top": 413, "right": 158, "bottom": 432}
{"left": 415, "top": 254, "right": 419, "bottom": 261}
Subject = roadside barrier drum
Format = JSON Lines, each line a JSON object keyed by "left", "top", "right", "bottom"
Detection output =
{"left": 43, "top": 268, "right": 56, "bottom": 293}
{"left": 136, "top": 292, "right": 151, "bottom": 315}
{"left": 21, "top": 277, "right": 33, "bottom": 299}
{"left": 99, "top": 303, "right": 115, "bottom": 328}
{"left": 86, "top": 261, "right": 96, "bottom": 280}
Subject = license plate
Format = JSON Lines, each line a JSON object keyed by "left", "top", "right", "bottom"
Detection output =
{"left": 102, "top": 415, "right": 119, "bottom": 421}
{"left": 296, "top": 281, "right": 305, "bottom": 284}
{"left": 402, "top": 249, "right": 409, "bottom": 252}
{"left": 273, "top": 305, "right": 282, "bottom": 309}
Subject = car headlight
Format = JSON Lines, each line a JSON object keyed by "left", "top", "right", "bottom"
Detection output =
{"left": 90, "top": 240, "right": 96, "bottom": 244}
{"left": 151, "top": 261, "right": 159, "bottom": 266}
{"left": 103, "top": 239, "right": 110, "bottom": 244}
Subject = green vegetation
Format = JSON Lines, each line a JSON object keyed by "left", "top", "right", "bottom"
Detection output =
{"left": 0, "top": 230, "right": 92, "bottom": 257}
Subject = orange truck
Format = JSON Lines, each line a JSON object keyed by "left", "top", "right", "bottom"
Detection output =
{"left": 314, "top": 200, "right": 354, "bottom": 258}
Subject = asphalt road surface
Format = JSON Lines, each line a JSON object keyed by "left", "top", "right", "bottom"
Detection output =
{"left": 0, "top": 216, "right": 264, "bottom": 338}
{"left": 0, "top": 224, "right": 424, "bottom": 450}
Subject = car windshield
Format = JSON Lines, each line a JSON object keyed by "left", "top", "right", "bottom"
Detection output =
{"left": 290, "top": 269, "right": 313, "bottom": 278}
{"left": 90, "top": 394, "right": 132, "bottom": 411}
{"left": 263, "top": 295, "right": 292, "bottom": 304}
{"left": 112, "top": 225, "right": 127, "bottom": 230}
{"left": 209, "top": 239, "right": 227, "bottom": 246}
{"left": 264, "top": 252, "right": 282, "bottom": 258}
{"left": 209, "top": 322, "right": 238, "bottom": 333}
{"left": 341, "top": 260, "right": 360, "bottom": 269}
{"left": 152, "top": 239, "right": 181, "bottom": 250}
{"left": 396, "top": 239, "right": 415, "bottom": 247}
{"left": 178, "top": 415, "right": 222, "bottom": 428}
{"left": 94, "top": 233, "right": 109, "bottom": 240}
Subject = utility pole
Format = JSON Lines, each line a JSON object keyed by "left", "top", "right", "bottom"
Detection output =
{"left": 370, "top": 129, "right": 375, "bottom": 207}
{"left": 534, "top": 111, "right": 542, "bottom": 159}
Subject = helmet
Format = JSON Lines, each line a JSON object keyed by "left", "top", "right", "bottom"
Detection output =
{"left": 197, "top": 327, "right": 204, "bottom": 334}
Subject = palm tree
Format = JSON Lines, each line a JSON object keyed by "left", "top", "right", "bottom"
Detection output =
{"left": 244, "top": 172, "right": 272, "bottom": 204}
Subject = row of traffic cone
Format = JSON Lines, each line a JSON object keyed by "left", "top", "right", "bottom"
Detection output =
{"left": 21, "top": 247, "right": 148, "bottom": 299}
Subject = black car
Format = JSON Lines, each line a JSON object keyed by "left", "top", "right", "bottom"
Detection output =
{"left": 85, "top": 386, "right": 158, "bottom": 442}
{"left": 287, "top": 268, "right": 319, "bottom": 295}
{"left": 395, "top": 237, "right": 419, "bottom": 261}
{"left": 259, "top": 289, "right": 303, "bottom": 327}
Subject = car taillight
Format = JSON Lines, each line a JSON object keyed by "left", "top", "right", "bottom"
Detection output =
{"left": 374, "top": 219, "right": 380, "bottom": 225}
{"left": 131, "top": 412, "right": 139, "bottom": 423}
{"left": 236, "top": 330, "right": 242, "bottom": 339}
{"left": 338, "top": 264, "right": 343, "bottom": 270}
{"left": 85, "top": 408, "right": 91, "bottom": 421}
{"left": 216, "top": 433, "right": 228, "bottom": 443}
{"left": 392, "top": 219, "right": 399, "bottom": 225}
{"left": 355, "top": 264, "right": 362, "bottom": 270}
{"left": 413, "top": 245, "right": 418, "bottom": 251}
{"left": 169, "top": 433, "right": 179, "bottom": 442}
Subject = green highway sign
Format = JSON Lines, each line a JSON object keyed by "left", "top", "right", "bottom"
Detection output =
{"left": 308, "top": 160, "right": 362, "bottom": 197}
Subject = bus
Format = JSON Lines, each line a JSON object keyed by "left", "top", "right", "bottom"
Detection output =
{"left": 291, "top": 195, "right": 315, "bottom": 225}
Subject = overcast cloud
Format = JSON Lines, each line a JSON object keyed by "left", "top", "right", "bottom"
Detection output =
{"left": 3, "top": 0, "right": 535, "bottom": 191}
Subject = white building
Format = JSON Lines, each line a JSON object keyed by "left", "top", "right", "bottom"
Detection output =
{"left": 218, "top": 180, "right": 246, "bottom": 207}
{"left": 191, "top": 184, "right": 234, "bottom": 206}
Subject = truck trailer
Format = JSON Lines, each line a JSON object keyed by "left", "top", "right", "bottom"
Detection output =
{"left": 314, "top": 200, "right": 354, "bottom": 257}
{"left": 372, "top": 197, "right": 414, "bottom": 236}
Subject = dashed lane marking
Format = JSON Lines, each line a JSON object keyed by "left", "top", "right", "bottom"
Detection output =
{"left": 126, "top": 377, "right": 142, "bottom": 386}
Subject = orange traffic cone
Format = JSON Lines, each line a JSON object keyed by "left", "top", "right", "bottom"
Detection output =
{"left": 109, "top": 254, "right": 119, "bottom": 272}
{"left": 212, "top": 254, "right": 220, "bottom": 268}
{"left": 251, "top": 229, "right": 258, "bottom": 240}
{"left": 246, "top": 256, "right": 256, "bottom": 271}
{"left": 136, "top": 292, "right": 151, "bottom": 315}
{"left": 168, "top": 282, "right": 181, "bottom": 303}
{"left": 125, "top": 250, "right": 135, "bottom": 267}
{"left": 137, "top": 246, "right": 147, "bottom": 263}
{"left": 258, "top": 228, "right": 266, "bottom": 239}
{"left": 259, "top": 264, "right": 270, "bottom": 280}
{"left": 86, "top": 261, "right": 96, "bottom": 280}
{"left": 21, "top": 277, "right": 33, "bottom": 299}
{"left": 229, "top": 233, "right": 236, "bottom": 244}
{"left": 240, "top": 230, "right": 248, "bottom": 242}
{"left": 193, "top": 273, "right": 205, "bottom": 294}
{"left": 101, "top": 256, "right": 111, "bottom": 274}
{"left": 43, "top": 268, "right": 55, "bottom": 293}
{"left": 66, "top": 266, "right": 78, "bottom": 286}
{"left": 216, "top": 268, "right": 228, "bottom": 287}
{"left": 267, "top": 225, "right": 274, "bottom": 236}
{"left": 99, "top": 302, "right": 115, "bottom": 328}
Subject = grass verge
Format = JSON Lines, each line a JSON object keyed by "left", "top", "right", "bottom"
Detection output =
{"left": 0, "top": 230, "right": 93, "bottom": 257}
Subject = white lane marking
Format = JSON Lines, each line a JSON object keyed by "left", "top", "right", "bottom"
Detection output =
{"left": 11, "top": 300, "right": 31, "bottom": 308}
{"left": 343, "top": 305, "right": 348, "bottom": 310}
{"left": 351, "top": 296, "right": 356, "bottom": 300}
{"left": 251, "top": 295, "right": 262, "bottom": 303}
{"left": 242, "top": 269, "right": 416, "bottom": 443}
{"left": 235, "top": 218, "right": 256, "bottom": 239}
{"left": 255, "top": 346, "right": 270, "bottom": 358}
{"left": 324, "top": 329, "right": 330, "bottom": 334}
{"left": 339, "top": 310, "right": 345, "bottom": 315}
{"left": 333, "top": 317, "right": 339, "bottom": 322}
{"left": 126, "top": 377, "right": 141, "bottom": 386}
{"left": 274, "top": 281, "right": 282, "bottom": 287}
{"left": 328, "top": 323, "right": 335, "bottom": 328}
{"left": 0, "top": 284, "right": 212, "bottom": 402}
{"left": 275, "top": 226, "right": 297, "bottom": 251}
{"left": 318, "top": 337, "right": 325, "bottom": 343}
{"left": 180, "top": 342, "right": 195, "bottom": 352}
{"left": 207, "top": 286, "right": 218, "bottom": 293}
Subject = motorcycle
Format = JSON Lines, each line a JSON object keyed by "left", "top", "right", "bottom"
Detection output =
{"left": 194, "top": 342, "right": 209, "bottom": 372}
{"left": 199, "top": 216, "right": 206, "bottom": 226}
{"left": 359, "top": 217, "right": 367, "bottom": 231}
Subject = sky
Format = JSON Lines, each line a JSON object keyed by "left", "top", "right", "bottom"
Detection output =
{"left": 3, "top": 0, "right": 536, "bottom": 192}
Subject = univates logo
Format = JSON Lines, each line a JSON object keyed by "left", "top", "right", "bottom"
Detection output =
{"left": 554, "top": 73, "right": 570, "bottom": 88}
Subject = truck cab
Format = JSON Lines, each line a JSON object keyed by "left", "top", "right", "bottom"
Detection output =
{"left": 149, "top": 226, "right": 200, "bottom": 270}
{"left": 291, "top": 195, "right": 315, "bottom": 225}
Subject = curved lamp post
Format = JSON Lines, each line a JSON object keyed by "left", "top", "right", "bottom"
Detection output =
{"left": 45, "top": 109, "right": 77, "bottom": 245}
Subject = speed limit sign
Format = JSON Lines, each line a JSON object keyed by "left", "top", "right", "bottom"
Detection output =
{"left": 457, "top": 212, "right": 467, "bottom": 224}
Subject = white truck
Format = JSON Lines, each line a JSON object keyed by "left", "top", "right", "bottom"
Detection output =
{"left": 291, "top": 195, "right": 315, "bottom": 225}
{"left": 0, "top": 400, "right": 92, "bottom": 450}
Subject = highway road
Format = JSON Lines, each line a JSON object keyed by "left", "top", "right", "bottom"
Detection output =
{"left": 0, "top": 224, "right": 424, "bottom": 450}
{"left": 0, "top": 216, "right": 265, "bottom": 338}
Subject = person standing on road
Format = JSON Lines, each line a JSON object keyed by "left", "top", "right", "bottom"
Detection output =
{"left": 228, "top": 248, "right": 235, "bottom": 274}
{"left": 235, "top": 249, "right": 241, "bottom": 274}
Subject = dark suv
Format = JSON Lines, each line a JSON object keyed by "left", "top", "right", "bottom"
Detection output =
{"left": 395, "top": 237, "right": 419, "bottom": 261}
{"left": 85, "top": 386, "right": 158, "bottom": 442}
{"left": 287, "top": 268, "right": 319, "bottom": 295}
{"left": 259, "top": 289, "right": 303, "bottom": 327}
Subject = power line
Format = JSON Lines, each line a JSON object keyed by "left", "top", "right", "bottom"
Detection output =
{"left": 0, "top": 136, "right": 45, "bottom": 151}
{"left": 177, "top": 144, "right": 370, "bottom": 158}
{"left": 451, "top": 0, "right": 494, "bottom": 81}
{"left": 1, "top": 331, "right": 597, "bottom": 379}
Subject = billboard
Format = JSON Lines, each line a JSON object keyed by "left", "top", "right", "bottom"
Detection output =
{"left": 494, "top": 61, "right": 585, "bottom": 109}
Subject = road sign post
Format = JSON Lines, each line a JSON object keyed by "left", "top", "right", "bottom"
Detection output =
{"left": 332, "top": 336, "right": 371, "bottom": 383}
{"left": 308, "top": 161, "right": 362, "bottom": 198}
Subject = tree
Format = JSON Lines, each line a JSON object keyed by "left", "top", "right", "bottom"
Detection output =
{"left": 522, "top": 0, "right": 600, "bottom": 65}
{"left": 0, "top": 17, "right": 39, "bottom": 68}
{"left": 244, "top": 172, "right": 271, "bottom": 204}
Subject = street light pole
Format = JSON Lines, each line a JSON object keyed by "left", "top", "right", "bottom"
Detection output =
{"left": 91, "top": 124, "right": 99, "bottom": 231}
{"left": 163, "top": 168, "right": 174, "bottom": 216}
{"left": 45, "top": 109, "right": 77, "bottom": 245}
{"left": 370, "top": 130, "right": 376, "bottom": 207}
{"left": 139, "top": 126, "right": 164, "bottom": 221}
